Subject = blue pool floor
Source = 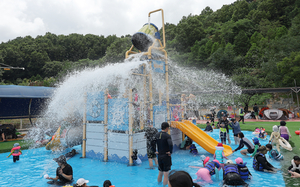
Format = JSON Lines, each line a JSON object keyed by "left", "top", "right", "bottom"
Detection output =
{"left": 0, "top": 129, "right": 285, "bottom": 187}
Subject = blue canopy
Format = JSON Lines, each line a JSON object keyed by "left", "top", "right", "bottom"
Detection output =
{"left": 0, "top": 85, "right": 55, "bottom": 119}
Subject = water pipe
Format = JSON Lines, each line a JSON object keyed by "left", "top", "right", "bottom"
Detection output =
{"left": 104, "top": 89, "right": 108, "bottom": 161}
{"left": 142, "top": 64, "right": 147, "bottom": 129}
{"left": 148, "top": 67, "right": 153, "bottom": 124}
{"left": 82, "top": 92, "right": 87, "bottom": 158}
{"left": 148, "top": 9, "right": 165, "bottom": 49}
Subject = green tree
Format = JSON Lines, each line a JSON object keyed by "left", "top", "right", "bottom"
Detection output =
{"left": 289, "top": 13, "right": 300, "bottom": 36}
{"left": 232, "top": 0, "right": 250, "bottom": 22}
{"left": 250, "top": 31, "right": 264, "bottom": 45}
{"left": 234, "top": 30, "right": 250, "bottom": 56}
{"left": 103, "top": 37, "right": 132, "bottom": 63}
{"left": 173, "top": 15, "right": 205, "bottom": 52}
{"left": 277, "top": 51, "right": 300, "bottom": 86}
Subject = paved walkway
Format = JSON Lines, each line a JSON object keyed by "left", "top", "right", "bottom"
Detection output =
{"left": 197, "top": 118, "right": 300, "bottom": 124}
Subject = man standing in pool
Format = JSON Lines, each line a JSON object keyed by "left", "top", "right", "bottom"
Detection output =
{"left": 144, "top": 121, "right": 158, "bottom": 168}
{"left": 154, "top": 122, "right": 173, "bottom": 186}
{"left": 46, "top": 155, "right": 73, "bottom": 185}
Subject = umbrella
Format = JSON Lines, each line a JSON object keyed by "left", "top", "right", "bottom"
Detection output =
{"left": 217, "top": 110, "right": 228, "bottom": 119}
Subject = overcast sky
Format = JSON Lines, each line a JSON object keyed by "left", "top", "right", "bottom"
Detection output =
{"left": 0, "top": 0, "right": 236, "bottom": 43}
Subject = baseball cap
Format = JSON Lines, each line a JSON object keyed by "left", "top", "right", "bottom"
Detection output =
{"left": 76, "top": 178, "right": 89, "bottom": 186}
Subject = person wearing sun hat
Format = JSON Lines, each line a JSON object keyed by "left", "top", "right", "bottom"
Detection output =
{"left": 213, "top": 143, "right": 228, "bottom": 169}
{"left": 74, "top": 178, "right": 89, "bottom": 187}
{"left": 253, "top": 146, "right": 277, "bottom": 172}
{"left": 46, "top": 155, "right": 73, "bottom": 185}
{"left": 168, "top": 170, "right": 201, "bottom": 187}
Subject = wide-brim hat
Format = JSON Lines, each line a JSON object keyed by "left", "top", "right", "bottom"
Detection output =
{"left": 53, "top": 155, "right": 67, "bottom": 164}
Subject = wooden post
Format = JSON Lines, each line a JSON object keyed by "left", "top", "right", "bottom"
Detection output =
{"left": 149, "top": 68, "right": 153, "bottom": 123}
{"left": 104, "top": 89, "right": 108, "bottom": 161}
{"left": 82, "top": 92, "right": 87, "bottom": 158}
{"left": 141, "top": 64, "right": 147, "bottom": 129}
{"left": 159, "top": 89, "right": 162, "bottom": 106}
{"left": 165, "top": 57, "right": 170, "bottom": 125}
{"left": 128, "top": 88, "right": 134, "bottom": 165}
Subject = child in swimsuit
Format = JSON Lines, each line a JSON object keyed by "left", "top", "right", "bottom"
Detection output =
{"left": 7, "top": 143, "right": 22, "bottom": 162}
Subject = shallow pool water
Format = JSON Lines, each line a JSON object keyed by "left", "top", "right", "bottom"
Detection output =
{"left": 0, "top": 130, "right": 285, "bottom": 187}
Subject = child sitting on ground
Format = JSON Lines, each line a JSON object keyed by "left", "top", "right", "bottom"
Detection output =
{"left": 288, "top": 156, "right": 300, "bottom": 174}
{"left": 250, "top": 137, "right": 261, "bottom": 157}
{"left": 7, "top": 143, "right": 22, "bottom": 162}
{"left": 213, "top": 143, "right": 228, "bottom": 169}
{"left": 131, "top": 149, "right": 142, "bottom": 166}
{"left": 219, "top": 122, "right": 227, "bottom": 145}
{"left": 204, "top": 121, "right": 213, "bottom": 132}
{"left": 259, "top": 127, "right": 266, "bottom": 139}
{"left": 266, "top": 144, "right": 283, "bottom": 161}
{"left": 235, "top": 157, "right": 252, "bottom": 180}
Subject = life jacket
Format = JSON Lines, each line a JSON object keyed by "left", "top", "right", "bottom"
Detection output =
{"left": 239, "top": 109, "right": 244, "bottom": 116}
{"left": 290, "top": 159, "right": 300, "bottom": 171}
{"left": 224, "top": 164, "right": 239, "bottom": 175}
{"left": 269, "top": 149, "right": 283, "bottom": 160}
{"left": 205, "top": 162, "right": 216, "bottom": 175}
{"left": 215, "top": 149, "right": 224, "bottom": 164}
{"left": 253, "top": 153, "right": 264, "bottom": 171}
{"left": 11, "top": 146, "right": 21, "bottom": 156}
{"left": 237, "top": 163, "right": 251, "bottom": 180}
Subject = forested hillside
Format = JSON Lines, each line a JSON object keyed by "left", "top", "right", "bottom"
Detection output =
{"left": 1, "top": 0, "right": 300, "bottom": 89}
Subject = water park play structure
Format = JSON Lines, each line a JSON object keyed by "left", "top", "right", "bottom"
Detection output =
{"left": 44, "top": 9, "right": 232, "bottom": 165}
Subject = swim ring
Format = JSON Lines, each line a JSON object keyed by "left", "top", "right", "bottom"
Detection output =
{"left": 11, "top": 146, "right": 22, "bottom": 156}
{"left": 295, "top": 130, "right": 300, "bottom": 135}
{"left": 278, "top": 137, "right": 292, "bottom": 151}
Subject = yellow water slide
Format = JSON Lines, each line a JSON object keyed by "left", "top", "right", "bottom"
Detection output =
{"left": 171, "top": 120, "right": 232, "bottom": 156}
{"left": 45, "top": 126, "right": 62, "bottom": 151}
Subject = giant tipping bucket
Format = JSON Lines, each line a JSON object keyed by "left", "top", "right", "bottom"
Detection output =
{"left": 131, "top": 23, "right": 160, "bottom": 52}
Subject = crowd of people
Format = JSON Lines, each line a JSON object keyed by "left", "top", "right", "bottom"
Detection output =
{"left": 4, "top": 117, "right": 300, "bottom": 187}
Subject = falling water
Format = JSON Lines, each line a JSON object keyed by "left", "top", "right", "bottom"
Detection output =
{"left": 26, "top": 53, "right": 241, "bottom": 145}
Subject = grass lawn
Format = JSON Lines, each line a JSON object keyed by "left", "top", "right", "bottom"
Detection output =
{"left": 0, "top": 140, "right": 33, "bottom": 153}
{"left": 198, "top": 121, "right": 300, "bottom": 186}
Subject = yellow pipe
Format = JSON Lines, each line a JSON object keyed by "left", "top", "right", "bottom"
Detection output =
{"left": 128, "top": 88, "right": 133, "bottom": 165}
{"left": 82, "top": 92, "right": 87, "bottom": 158}
{"left": 132, "top": 73, "right": 148, "bottom": 77}
{"left": 148, "top": 66, "right": 153, "bottom": 123}
{"left": 104, "top": 89, "right": 108, "bottom": 161}
{"left": 148, "top": 9, "right": 165, "bottom": 49}
{"left": 125, "top": 45, "right": 136, "bottom": 59}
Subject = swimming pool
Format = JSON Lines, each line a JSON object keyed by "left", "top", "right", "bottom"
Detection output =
{"left": 0, "top": 129, "right": 285, "bottom": 187}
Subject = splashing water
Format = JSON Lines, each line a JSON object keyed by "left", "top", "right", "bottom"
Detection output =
{"left": 27, "top": 55, "right": 241, "bottom": 145}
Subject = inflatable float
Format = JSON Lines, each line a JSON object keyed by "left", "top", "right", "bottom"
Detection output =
{"left": 45, "top": 126, "right": 62, "bottom": 151}
{"left": 295, "top": 130, "right": 300, "bottom": 135}
{"left": 278, "top": 137, "right": 292, "bottom": 151}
